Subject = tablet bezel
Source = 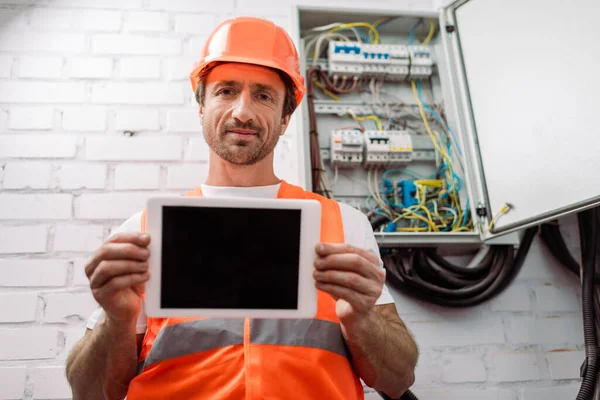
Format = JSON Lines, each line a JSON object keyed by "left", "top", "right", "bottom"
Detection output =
{"left": 145, "top": 196, "right": 321, "bottom": 319}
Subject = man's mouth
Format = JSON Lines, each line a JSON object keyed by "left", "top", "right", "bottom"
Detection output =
{"left": 227, "top": 129, "right": 257, "bottom": 136}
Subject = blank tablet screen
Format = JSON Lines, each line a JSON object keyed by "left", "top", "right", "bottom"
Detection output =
{"left": 160, "top": 206, "right": 302, "bottom": 310}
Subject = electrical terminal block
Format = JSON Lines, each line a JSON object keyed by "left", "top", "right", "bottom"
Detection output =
{"left": 330, "top": 130, "right": 364, "bottom": 168}
{"left": 363, "top": 130, "right": 390, "bottom": 168}
{"left": 388, "top": 131, "right": 413, "bottom": 165}
{"left": 408, "top": 45, "right": 433, "bottom": 80}
{"left": 363, "top": 130, "right": 413, "bottom": 168}
{"left": 328, "top": 41, "right": 432, "bottom": 80}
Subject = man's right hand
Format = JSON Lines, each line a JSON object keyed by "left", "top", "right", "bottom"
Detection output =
{"left": 85, "top": 232, "right": 151, "bottom": 324}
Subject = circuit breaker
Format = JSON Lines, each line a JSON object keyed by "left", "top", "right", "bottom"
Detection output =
{"left": 328, "top": 41, "right": 432, "bottom": 80}
{"left": 330, "top": 130, "right": 364, "bottom": 168}
{"left": 388, "top": 131, "right": 413, "bottom": 165}
{"left": 362, "top": 130, "right": 412, "bottom": 168}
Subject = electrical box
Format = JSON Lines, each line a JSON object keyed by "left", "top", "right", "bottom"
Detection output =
{"left": 330, "top": 130, "right": 364, "bottom": 168}
{"left": 292, "top": 0, "right": 600, "bottom": 248}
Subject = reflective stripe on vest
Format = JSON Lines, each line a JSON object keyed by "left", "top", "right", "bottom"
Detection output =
{"left": 129, "top": 180, "right": 364, "bottom": 400}
{"left": 137, "top": 318, "right": 350, "bottom": 374}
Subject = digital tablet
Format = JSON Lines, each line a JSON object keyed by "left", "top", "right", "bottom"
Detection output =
{"left": 145, "top": 196, "right": 321, "bottom": 319}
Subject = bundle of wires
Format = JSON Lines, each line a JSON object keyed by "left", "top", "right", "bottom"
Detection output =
{"left": 304, "top": 21, "right": 381, "bottom": 64}
{"left": 364, "top": 81, "right": 470, "bottom": 233}
{"left": 539, "top": 214, "right": 600, "bottom": 400}
{"left": 381, "top": 226, "right": 538, "bottom": 307}
{"left": 575, "top": 208, "right": 599, "bottom": 400}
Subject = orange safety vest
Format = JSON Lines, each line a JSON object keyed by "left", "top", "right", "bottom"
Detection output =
{"left": 127, "top": 180, "right": 364, "bottom": 400}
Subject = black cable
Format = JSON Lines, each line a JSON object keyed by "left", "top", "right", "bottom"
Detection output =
{"left": 377, "top": 389, "right": 419, "bottom": 400}
{"left": 575, "top": 208, "right": 598, "bottom": 400}
{"left": 539, "top": 221, "right": 600, "bottom": 283}
{"left": 382, "top": 226, "right": 538, "bottom": 308}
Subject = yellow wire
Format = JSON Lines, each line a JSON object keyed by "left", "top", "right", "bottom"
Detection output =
{"left": 486, "top": 203, "right": 512, "bottom": 232}
{"left": 355, "top": 115, "right": 382, "bottom": 131}
{"left": 313, "top": 80, "right": 341, "bottom": 101}
{"left": 414, "top": 179, "right": 443, "bottom": 188}
{"left": 330, "top": 23, "right": 380, "bottom": 44}
{"left": 421, "top": 18, "right": 436, "bottom": 46}
{"left": 410, "top": 82, "right": 469, "bottom": 232}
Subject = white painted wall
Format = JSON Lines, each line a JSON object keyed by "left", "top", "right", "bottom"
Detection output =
{"left": 0, "top": 1, "right": 585, "bottom": 399}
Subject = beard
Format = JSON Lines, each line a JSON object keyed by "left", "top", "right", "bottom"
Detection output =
{"left": 203, "top": 118, "right": 282, "bottom": 166}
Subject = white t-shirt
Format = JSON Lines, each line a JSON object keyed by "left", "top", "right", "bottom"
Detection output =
{"left": 86, "top": 183, "right": 395, "bottom": 333}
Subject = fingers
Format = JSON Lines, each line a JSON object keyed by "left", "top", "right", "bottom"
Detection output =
{"left": 86, "top": 241, "right": 150, "bottom": 279}
{"left": 89, "top": 260, "right": 149, "bottom": 289}
{"left": 315, "top": 252, "right": 385, "bottom": 282}
{"left": 108, "top": 232, "right": 151, "bottom": 247}
{"left": 314, "top": 282, "right": 375, "bottom": 314}
{"left": 314, "top": 269, "right": 382, "bottom": 298}
{"left": 92, "top": 272, "right": 150, "bottom": 299}
{"left": 316, "top": 243, "right": 380, "bottom": 265}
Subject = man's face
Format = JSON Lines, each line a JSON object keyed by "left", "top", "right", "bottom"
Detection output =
{"left": 200, "top": 63, "right": 291, "bottom": 166}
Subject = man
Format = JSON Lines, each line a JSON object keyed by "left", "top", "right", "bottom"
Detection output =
{"left": 66, "top": 17, "right": 418, "bottom": 400}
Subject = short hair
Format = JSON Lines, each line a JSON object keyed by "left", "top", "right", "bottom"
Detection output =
{"left": 194, "top": 63, "right": 297, "bottom": 118}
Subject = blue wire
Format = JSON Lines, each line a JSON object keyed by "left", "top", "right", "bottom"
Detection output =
{"left": 409, "top": 20, "right": 421, "bottom": 46}
{"left": 462, "top": 198, "right": 470, "bottom": 227}
{"left": 416, "top": 81, "right": 463, "bottom": 157}
{"left": 351, "top": 28, "right": 370, "bottom": 43}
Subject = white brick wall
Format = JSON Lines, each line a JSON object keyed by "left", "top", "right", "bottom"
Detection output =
{"left": 0, "top": 194, "right": 72, "bottom": 219}
{"left": 174, "top": 14, "right": 218, "bottom": 34}
{"left": 0, "top": 367, "right": 26, "bottom": 399}
{"left": 53, "top": 224, "right": 104, "bottom": 252}
{"left": 0, "top": 225, "right": 48, "bottom": 254}
{"left": 115, "top": 109, "right": 160, "bottom": 131}
{"left": 125, "top": 11, "right": 169, "bottom": 32}
{"left": 62, "top": 107, "right": 108, "bottom": 131}
{"left": 76, "top": 192, "right": 158, "bottom": 219}
{"left": 0, "top": 259, "right": 68, "bottom": 287}
{"left": 114, "top": 164, "right": 160, "bottom": 189}
{"left": 0, "top": 294, "right": 38, "bottom": 322}
{"left": 3, "top": 163, "right": 52, "bottom": 189}
{"left": 54, "top": 164, "right": 107, "bottom": 189}
{"left": 64, "top": 57, "right": 113, "bottom": 79}
{"left": 0, "top": 135, "right": 78, "bottom": 159}
{"left": 18, "top": 57, "right": 63, "bottom": 79}
{"left": 546, "top": 350, "right": 585, "bottom": 380}
{"left": 119, "top": 58, "right": 161, "bottom": 79}
{"left": 44, "top": 293, "right": 98, "bottom": 323}
{"left": 74, "top": 10, "right": 122, "bottom": 31}
{"left": 167, "top": 163, "right": 209, "bottom": 189}
{"left": 187, "top": 137, "right": 210, "bottom": 160}
{"left": 85, "top": 136, "right": 182, "bottom": 161}
{"left": 8, "top": 107, "right": 55, "bottom": 130}
{"left": 0, "top": 328, "right": 58, "bottom": 360}
{"left": 167, "top": 110, "right": 200, "bottom": 132}
{"left": 440, "top": 353, "right": 486, "bottom": 383}
{"left": 0, "top": 1, "right": 588, "bottom": 398}
{"left": 489, "top": 352, "right": 539, "bottom": 382}
{"left": 92, "top": 35, "right": 182, "bottom": 55}
{"left": 32, "top": 366, "right": 72, "bottom": 399}
{"left": 0, "top": 82, "right": 86, "bottom": 103}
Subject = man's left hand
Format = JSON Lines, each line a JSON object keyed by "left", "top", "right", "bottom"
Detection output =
{"left": 313, "top": 243, "right": 386, "bottom": 324}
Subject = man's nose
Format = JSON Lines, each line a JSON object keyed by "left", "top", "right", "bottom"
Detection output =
{"left": 231, "top": 89, "right": 255, "bottom": 124}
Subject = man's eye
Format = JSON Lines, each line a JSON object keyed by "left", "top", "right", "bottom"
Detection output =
{"left": 218, "top": 88, "right": 234, "bottom": 96}
{"left": 257, "top": 93, "right": 272, "bottom": 101}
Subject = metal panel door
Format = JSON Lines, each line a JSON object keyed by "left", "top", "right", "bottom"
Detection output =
{"left": 442, "top": 0, "right": 600, "bottom": 239}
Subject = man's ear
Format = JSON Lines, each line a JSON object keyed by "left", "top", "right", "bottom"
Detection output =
{"left": 280, "top": 114, "right": 291, "bottom": 135}
{"left": 199, "top": 105, "right": 204, "bottom": 118}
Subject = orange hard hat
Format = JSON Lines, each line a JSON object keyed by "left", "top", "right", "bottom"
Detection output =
{"left": 189, "top": 17, "right": 306, "bottom": 108}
